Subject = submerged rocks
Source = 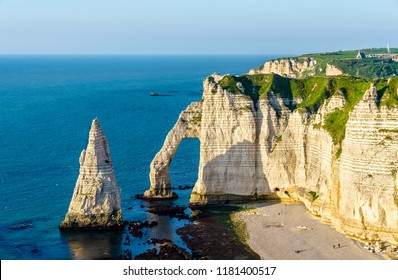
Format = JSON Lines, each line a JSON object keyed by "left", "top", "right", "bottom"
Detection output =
{"left": 147, "top": 205, "right": 190, "bottom": 220}
{"left": 135, "top": 239, "right": 192, "bottom": 260}
{"left": 176, "top": 212, "right": 258, "bottom": 260}
{"left": 127, "top": 220, "right": 158, "bottom": 238}
{"left": 143, "top": 102, "right": 202, "bottom": 199}
{"left": 60, "top": 118, "right": 122, "bottom": 230}
{"left": 147, "top": 205, "right": 186, "bottom": 215}
{"left": 9, "top": 221, "right": 33, "bottom": 231}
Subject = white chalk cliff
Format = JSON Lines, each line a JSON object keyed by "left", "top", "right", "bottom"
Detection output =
{"left": 144, "top": 102, "right": 202, "bottom": 199}
{"left": 145, "top": 74, "right": 398, "bottom": 244}
{"left": 60, "top": 118, "right": 122, "bottom": 229}
{"left": 249, "top": 58, "right": 343, "bottom": 78}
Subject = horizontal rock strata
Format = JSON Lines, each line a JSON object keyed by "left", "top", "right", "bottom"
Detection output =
{"left": 249, "top": 58, "right": 318, "bottom": 78}
{"left": 60, "top": 118, "right": 122, "bottom": 230}
{"left": 249, "top": 58, "right": 344, "bottom": 78}
{"left": 145, "top": 73, "right": 398, "bottom": 244}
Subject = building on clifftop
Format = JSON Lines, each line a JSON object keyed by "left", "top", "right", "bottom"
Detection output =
{"left": 356, "top": 50, "right": 366, "bottom": 59}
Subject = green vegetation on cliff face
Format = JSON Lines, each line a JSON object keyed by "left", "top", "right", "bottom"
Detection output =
{"left": 303, "top": 48, "right": 398, "bottom": 79}
{"left": 218, "top": 74, "right": 398, "bottom": 146}
{"left": 376, "top": 78, "right": 398, "bottom": 108}
{"left": 331, "top": 59, "right": 398, "bottom": 79}
{"left": 252, "top": 48, "right": 398, "bottom": 79}
{"left": 323, "top": 78, "right": 372, "bottom": 145}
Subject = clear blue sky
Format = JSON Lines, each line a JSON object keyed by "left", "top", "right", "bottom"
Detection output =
{"left": 0, "top": 0, "right": 397, "bottom": 55}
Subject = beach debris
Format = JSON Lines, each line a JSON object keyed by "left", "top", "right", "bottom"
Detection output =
{"left": 363, "top": 241, "right": 392, "bottom": 254}
{"left": 386, "top": 245, "right": 397, "bottom": 253}
{"left": 294, "top": 249, "right": 305, "bottom": 253}
{"left": 374, "top": 241, "right": 385, "bottom": 253}
{"left": 293, "top": 225, "right": 308, "bottom": 231}
{"left": 264, "top": 222, "right": 285, "bottom": 228}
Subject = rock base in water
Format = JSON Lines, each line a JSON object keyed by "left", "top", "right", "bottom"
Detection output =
{"left": 134, "top": 239, "right": 192, "bottom": 260}
{"left": 60, "top": 118, "right": 123, "bottom": 231}
{"left": 139, "top": 190, "right": 178, "bottom": 201}
{"left": 59, "top": 210, "right": 123, "bottom": 231}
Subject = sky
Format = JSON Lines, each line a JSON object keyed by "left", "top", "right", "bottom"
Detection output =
{"left": 0, "top": 0, "right": 397, "bottom": 55}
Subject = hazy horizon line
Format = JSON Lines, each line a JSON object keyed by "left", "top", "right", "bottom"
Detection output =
{"left": 0, "top": 53, "right": 291, "bottom": 56}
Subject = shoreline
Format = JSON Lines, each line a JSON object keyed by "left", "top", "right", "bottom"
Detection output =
{"left": 233, "top": 203, "right": 387, "bottom": 260}
{"left": 176, "top": 207, "right": 259, "bottom": 260}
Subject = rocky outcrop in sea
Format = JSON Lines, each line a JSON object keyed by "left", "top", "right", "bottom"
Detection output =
{"left": 60, "top": 118, "right": 122, "bottom": 230}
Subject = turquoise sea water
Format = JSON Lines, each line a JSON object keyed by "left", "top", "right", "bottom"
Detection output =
{"left": 0, "top": 55, "right": 277, "bottom": 259}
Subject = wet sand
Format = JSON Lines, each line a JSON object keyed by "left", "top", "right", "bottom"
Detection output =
{"left": 235, "top": 203, "right": 384, "bottom": 260}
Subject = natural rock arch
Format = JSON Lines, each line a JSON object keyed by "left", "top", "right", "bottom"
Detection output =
{"left": 143, "top": 102, "right": 202, "bottom": 199}
{"left": 144, "top": 74, "right": 275, "bottom": 204}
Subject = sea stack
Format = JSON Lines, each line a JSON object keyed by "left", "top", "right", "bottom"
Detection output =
{"left": 60, "top": 118, "right": 122, "bottom": 230}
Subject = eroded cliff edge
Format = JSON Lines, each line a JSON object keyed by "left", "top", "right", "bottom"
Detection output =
{"left": 248, "top": 48, "right": 398, "bottom": 79}
{"left": 145, "top": 73, "right": 398, "bottom": 244}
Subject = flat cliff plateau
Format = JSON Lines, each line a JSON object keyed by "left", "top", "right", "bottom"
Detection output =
{"left": 144, "top": 72, "right": 398, "bottom": 244}
{"left": 249, "top": 48, "right": 398, "bottom": 79}
{"left": 248, "top": 57, "right": 343, "bottom": 78}
{"left": 60, "top": 118, "right": 122, "bottom": 230}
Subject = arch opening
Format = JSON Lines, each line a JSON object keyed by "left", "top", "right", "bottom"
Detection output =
{"left": 169, "top": 138, "right": 200, "bottom": 204}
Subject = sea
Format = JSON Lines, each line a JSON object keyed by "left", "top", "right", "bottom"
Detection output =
{"left": 0, "top": 55, "right": 278, "bottom": 259}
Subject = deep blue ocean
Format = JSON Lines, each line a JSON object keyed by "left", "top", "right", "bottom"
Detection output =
{"left": 0, "top": 55, "right": 277, "bottom": 259}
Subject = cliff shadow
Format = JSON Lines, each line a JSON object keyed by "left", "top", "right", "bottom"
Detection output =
{"left": 199, "top": 140, "right": 271, "bottom": 203}
{"left": 376, "top": 86, "right": 387, "bottom": 107}
{"left": 255, "top": 104, "right": 272, "bottom": 195}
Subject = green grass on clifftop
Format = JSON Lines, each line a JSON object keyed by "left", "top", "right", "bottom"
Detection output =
{"left": 376, "top": 78, "right": 398, "bottom": 109}
{"left": 323, "top": 77, "right": 372, "bottom": 145}
{"left": 305, "top": 48, "right": 398, "bottom": 79}
{"left": 261, "top": 48, "right": 398, "bottom": 79}
{"left": 218, "top": 73, "right": 398, "bottom": 146}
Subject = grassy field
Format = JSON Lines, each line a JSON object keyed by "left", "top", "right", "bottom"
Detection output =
{"left": 254, "top": 48, "right": 398, "bottom": 79}
{"left": 302, "top": 48, "right": 398, "bottom": 59}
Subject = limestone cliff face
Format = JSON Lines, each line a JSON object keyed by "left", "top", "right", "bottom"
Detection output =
{"left": 326, "top": 63, "right": 344, "bottom": 76}
{"left": 144, "top": 102, "right": 202, "bottom": 199}
{"left": 249, "top": 58, "right": 318, "bottom": 78}
{"left": 337, "top": 86, "right": 398, "bottom": 241}
{"left": 249, "top": 58, "right": 344, "bottom": 78}
{"left": 60, "top": 118, "right": 122, "bottom": 229}
{"left": 190, "top": 75, "right": 258, "bottom": 204}
{"left": 145, "top": 74, "right": 398, "bottom": 243}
